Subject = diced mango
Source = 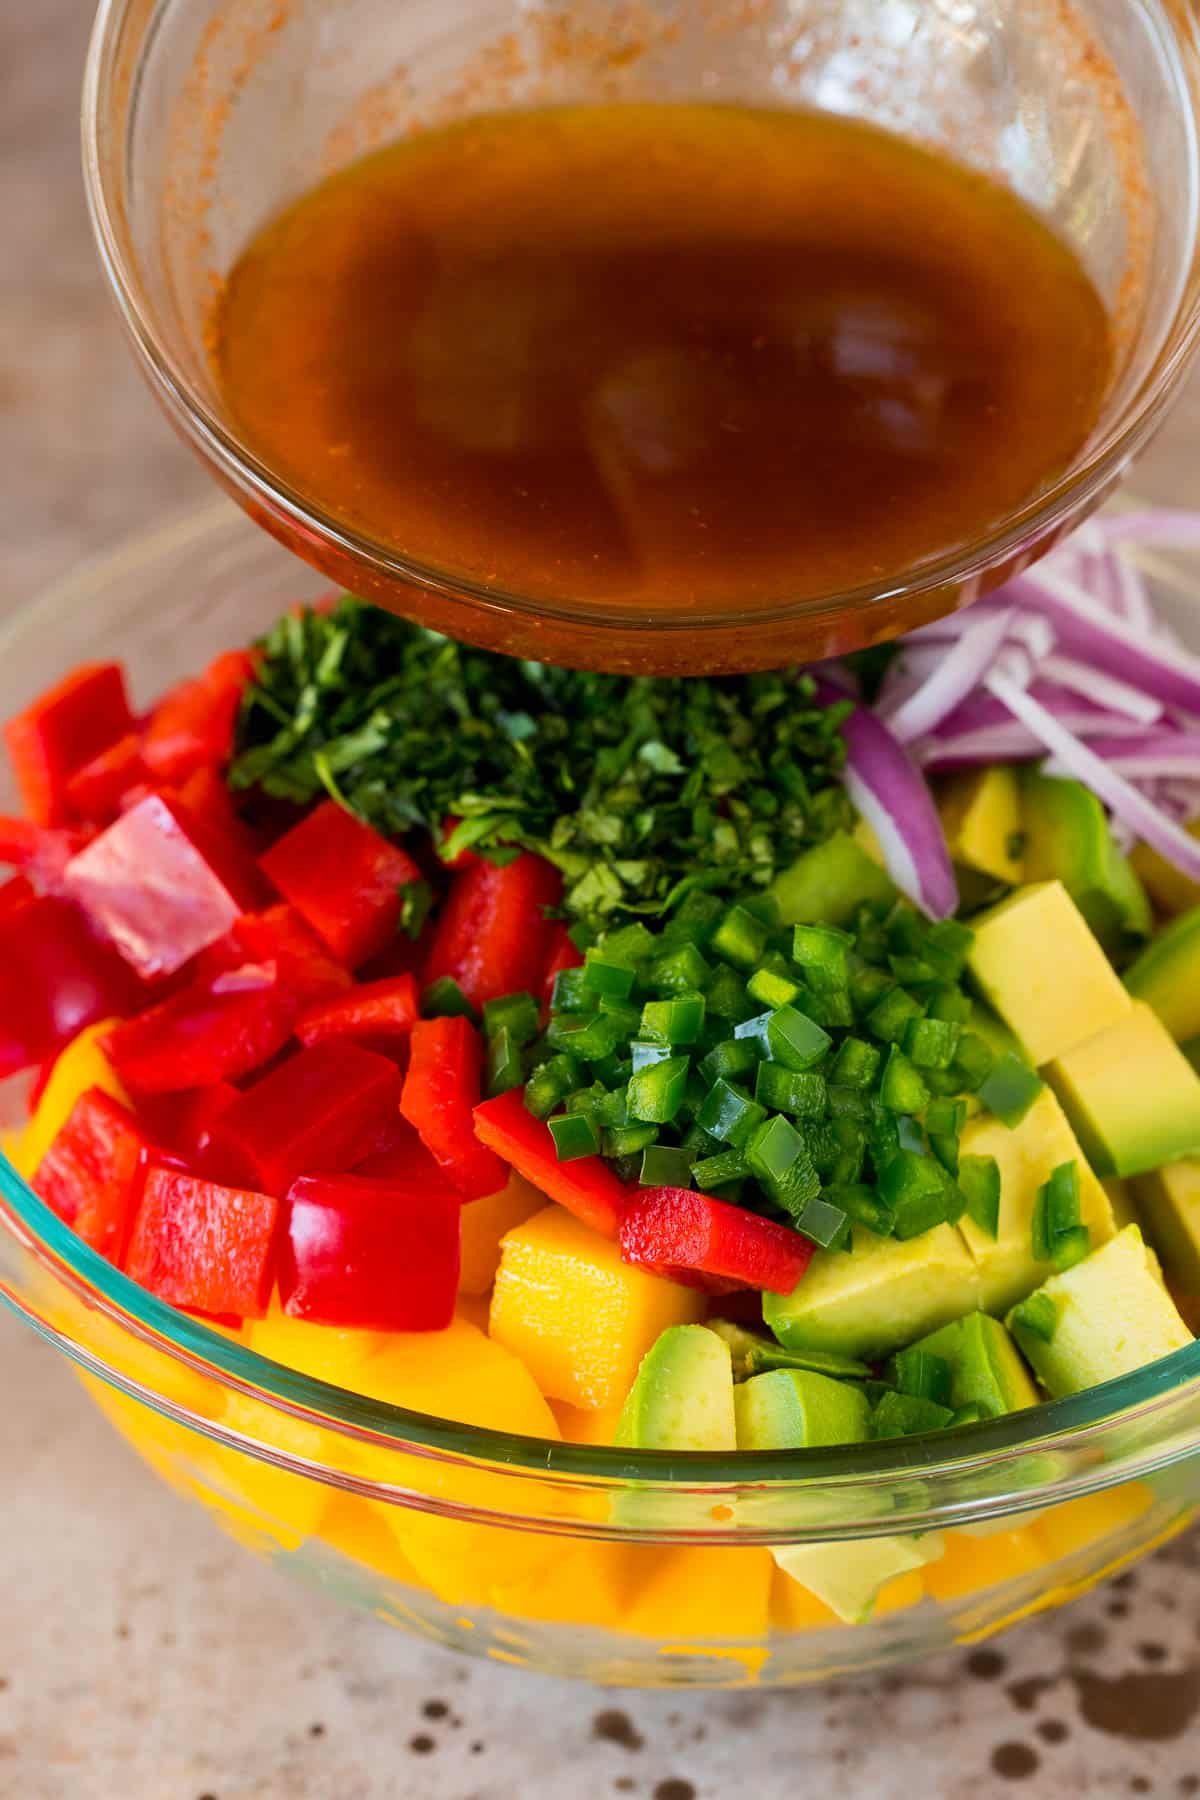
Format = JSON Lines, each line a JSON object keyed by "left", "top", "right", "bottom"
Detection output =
{"left": 923, "top": 1526, "right": 1046, "bottom": 1602}
{"left": 550, "top": 1397, "right": 628, "bottom": 1446}
{"left": 246, "top": 1301, "right": 387, "bottom": 1390}
{"left": 458, "top": 1172, "right": 546, "bottom": 1296}
{"left": 11, "top": 1020, "right": 128, "bottom": 1179}
{"left": 491, "top": 1542, "right": 639, "bottom": 1631}
{"left": 620, "top": 1544, "right": 773, "bottom": 1641}
{"left": 489, "top": 1205, "right": 705, "bottom": 1409}
{"left": 347, "top": 1319, "right": 563, "bottom": 1604}
{"left": 769, "top": 1567, "right": 840, "bottom": 1631}
{"left": 873, "top": 1570, "right": 928, "bottom": 1618}
{"left": 967, "top": 881, "right": 1131, "bottom": 1066}
{"left": 455, "top": 1292, "right": 492, "bottom": 1333}
{"left": 939, "top": 766, "right": 1025, "bottom": 885}
{"left": 1031, "top": 1483, "right": 1153, "bottom": 1562}
{"left": 317, "top": 1496, "right": 425, "bottom": 1590}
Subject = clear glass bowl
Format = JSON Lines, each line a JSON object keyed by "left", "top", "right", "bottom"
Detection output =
{"left": 83, "top": 0, "right": 1200, "bottom": 673}
{"left": 5, "top": 499, "right": 1200, "bottom": 1687}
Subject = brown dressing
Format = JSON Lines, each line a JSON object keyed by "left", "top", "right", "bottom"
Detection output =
{"left": 212, "top": 103, "right": 1112, "bottom": 615}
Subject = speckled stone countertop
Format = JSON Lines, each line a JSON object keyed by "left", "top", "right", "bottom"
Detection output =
{"left": 5, "top": 5, "right": 1200, "bottom": 1795}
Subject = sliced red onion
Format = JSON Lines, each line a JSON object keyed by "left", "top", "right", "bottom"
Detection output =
{"left": 883, "top": 606, "right": 1014, "bottom": 743}
{"left": 815, "top": 678, "right": 957, "bottom": 918}
{"left": 918, "top": 724, "right": 1046, "bottom": 770}
{"left": 1008, "top": 564, "right": 1200, "bottom": 714}
{"left": 1098, "top": 511, "right": 1200, "bottom": 551}
{"left": 984, "top": 671, "right": 1200, "bottom": 882}
{"left": 1038, "top": 654, "right": 1164, "bottom": 725}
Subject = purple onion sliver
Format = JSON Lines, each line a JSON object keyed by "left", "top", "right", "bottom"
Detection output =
{"left": 884, "top": 607, "right": 1014, "bottom": 743}
{"left": 984, "top": 671, "right": 1200, "bottom": 883}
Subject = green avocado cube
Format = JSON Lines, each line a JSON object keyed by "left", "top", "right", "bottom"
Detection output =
{"left": 772, "top": 1533, "right": 945, "bottom": 1625}
{"left": 1126, "top": 905, "right": 1200, "bottom": 1044}
{"left": 769, "top": 830, "right": 896, "bottom": 927}
{"left": 1006, "top": 1225, "right": 1192, "bottom": 1398}
{"left": 615, "top": 1325, "right": 737, "bottom": 1451}
{"left": 1046, "top": 1001, "right": 1200, "bottom": 1178}
{"left": 763, "top": 1223, "right": 980, "bottom": 1361}
{"left": 734, "top": 1367, "right": 870, "bottom": 1450}
{"left": 1132, "top": 1159, "right": 1200, "bottom": 1295}
{"left": 967, "top": 880, "right": 1132, "bottom": 1067}
{"left": 955, "top": 1088, "right": 1117, "bottom": 1314}
{"left": 913, "top": 1312, "right": 1039, "bottom": 1418}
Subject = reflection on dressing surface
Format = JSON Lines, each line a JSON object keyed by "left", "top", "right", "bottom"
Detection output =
{"left": 213, "top": 103, "right": 1112, "bottom": 613}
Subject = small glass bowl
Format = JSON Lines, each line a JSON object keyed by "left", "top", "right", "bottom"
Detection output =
{"left": 83, "top": 0, "right": 1200, "bottom": 673}
{"left": 5, "top": 499, "right": 1200, "bottom": 1687}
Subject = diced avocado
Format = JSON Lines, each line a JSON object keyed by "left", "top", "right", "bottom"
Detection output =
{"left": 769, "top": 830, "right": 895, "bottom": 927}
{"left": 1047, "top": 1001, "right": 1200, "bottom": 1177}
{"left": 1126, "top": 905, "right": 1200, "bottom": 1044}
{"left": 1130, "top": 822, "right": 1200, "bottom": 919}
{"left": 1006, "top": 1225, "right": 1192, "bottom": 1397}
{"left": 1020, "top": 770, "right": 1152, "bottom": 952}
{"left": 967, "top": 880, "right": 1132, "bottom": 1066}
{"left": 707, "top": 1319, "right": 871, "bottom": 1383}
{"left": 734, "top": 1367, "right": 870, "bottom": 1450}
{"left": 1132, "top": 1159, "right": 1200, "bottom": 1295}
{"left": 1103, "top": 1177, "right": 1141, "bottom": 1233}
{"left": 772, "top": 1533, "right": 944, "bottom": 1625}
{"left": 763, "top": 1223, "right": 980, "bottom": 1361}
{"left": 955, "top": 1088, "right": 1117, "bottom": 1314}
{"left": 938, "top": 765, "right": 1025, "bottom": 886}
{"left": 913, "top": 1312, "right": 1038, "bottom": 1418}
{"left": 615, "top": 1325, "right": 736, "bottom": 1451}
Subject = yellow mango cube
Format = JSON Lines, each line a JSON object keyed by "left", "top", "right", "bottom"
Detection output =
{"left": 550, "top": 1397, "right": 628, "bottom": 1446}
{"left": 458, "top": 1172, "right": 546, "bottom": 1296}
{"left": 923, "top": 1526, "right": 1046, "bottom": 1602}
{"left": 247, "top": 1302, "right": 387, "bottom": 1391}
{"left": 12, "top": 1019, "right": 129, "bottom": 1179}
{"left": 621, "top": 1544, "right": 773, "bottom": 1642}
{"left": 489, "top": 1205, "right": 706, "bottom": 1408}
{"left": 939, "top": 766, "right": 1025, "bottom": 885}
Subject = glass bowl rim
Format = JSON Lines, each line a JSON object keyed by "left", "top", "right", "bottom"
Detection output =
{"left": 81, "top": 0, "right": 1200, "bottom": 643}
{"left": 5, "top": 502, "right": 1200, "bottom": 1507}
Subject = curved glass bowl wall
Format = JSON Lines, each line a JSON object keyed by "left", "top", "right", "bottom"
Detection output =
{"left": 4, "top": 504, "right": 1200, "bottom": 1685}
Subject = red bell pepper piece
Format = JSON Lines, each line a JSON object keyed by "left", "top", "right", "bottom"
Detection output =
{"left": 64, "top": 734, "right": 149, "bottom": 825}
{"left": 424, "top": 851, "right": 562, "bottom": 1009}
{"left": 400, "top": 1016, "right": 507, "bottom": 1201}
{"left": 280, "top": 1170, "right": 460, "bottom": 1330}
{"left": 200, "top": 904, "right": 353, "bottom": 1004}
{"left": 259, "top": 800, "right": 423, "bottom": 968}
{"left": 296, "top": 974, "right": 419, "bottom": 1052}
{"left": 103, "top": 976, "right": 294, "bottom": 1095}
{"left": 208, "top": 1040, "right": 404, "bottom": 1197}
{"left": 32, "top": 1086, "right": 154, "bottom": 1264}
{"left": 619, "top": 1188, "right": 814, "bottom": 1297}
{"left": 0, "top": 896, "right": 141, "bottom": 1077}
{"left": 124, "top": 1165, "right": 279, "bottom": 1319}
{"left": 0, "top": 875, "right": 35, "bottom": 920}
{"left": 170, "top": 1082, "right": 240, "bottom": 1162}
{"left": 176, "top": 763, "right": 257, "bottom": 851}
{"left": 141, "top": 649, "right": 257, "bottom": 784}
{"left": 353, "top": 1113, "right": 446, "bottom": 1182}
{"left": 63, "top": 793, "right": 264, "bottom": 980}
{"left": 541, "top": 920, "right": 584, "bottom": 1006}
{"left": 5, "top": 661, "right": 134, "bottom": 826}
{"left": 0, "top": 816, "right": 91, "bottom": 890}
{"left": 472, "top": 1089, "right": 625, "bottom": 1238}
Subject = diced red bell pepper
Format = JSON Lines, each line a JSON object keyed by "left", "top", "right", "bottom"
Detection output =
{"left": 170, "top": 1082, "right": 240, "bottom": 1162}
{"left": 400, "top": 1016, "right": 507, "bottom": 1201}
{"left": 141, "top": 649, "right": 258, "bottom": 784}
{"left": 280, "top": 1171, "right": 460, "bottom": 1331}
{"left": 103, "top": 977, "right": 294, "bottom": 1095}
{"left": 0, "top": 896, "right": 141, "bottom": 1077}
{"left": 541, "top": 920, "right": 584, "bottom": 1006}
{"left": 424, "top": 852, "right": 562, "bottom": 1010}
{"left": 258, "top": 800, "right": 423, "bottom": 968}
{"left": 63, "top": 793, "right": 264, "bottom": 980}
{"left": 124, "top": 1165, "right": 279, "bottom": 1319}
{"left": 619, "top": 1188, "right": 814, "bottom": 1296}
{"left": 0, "top": 875, "right": 35, "bottom": 921}
{"left": 5, "top": 662, "right": 134, "bottom": 826}
{"left": 208, "top": 1040, "right": 404, "bottom": 1197}
{"left": 201, "top": 904, "right": 353, "bottom": 1004}
{"left": 353, "top": 1113, "right": 446, "bottom": 1182}
{"left": 32, "top": 1086, "right": 154, "bottom": 1264}
{"left": 0, "top": 816, "right": 91, "bottom": 890}
{"left": 64, "top": 734, "right": 149, "bottom": 825}
{"left": 296, "top": 974, "right": 419, "bottom": 1052}
{"left": 472, "top": 1088, "right": 626, "bottom": 1238}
